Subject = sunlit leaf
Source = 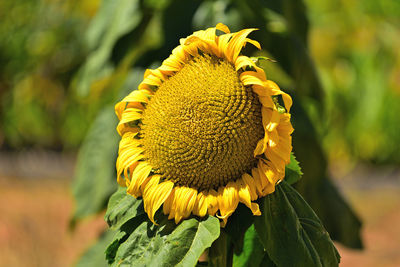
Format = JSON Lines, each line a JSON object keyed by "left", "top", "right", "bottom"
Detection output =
{"left": 109, "top": 216, "right": 220, "bottom": 267}
{"left": 105, "top": 187, "right": 145, "bottom": 230}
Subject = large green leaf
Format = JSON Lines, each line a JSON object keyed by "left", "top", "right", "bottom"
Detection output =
{"left": 109, "top": 216, "right": 220, "bottom": 267}
{"left": 254, "top": 182, "right": 340, "bottom": 267}
{"left": 104, "top": 187, "right": 145, "bottom": 230}
{"left": 282, "top": 183, "right": 341, "bottom": 266}
{"left": 105, "top": 216, "right": 147, "bottom": 265}
{"left": 72, "top": 105, "right": 119, "bottom": 222}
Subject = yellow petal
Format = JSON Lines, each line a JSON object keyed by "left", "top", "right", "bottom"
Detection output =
{"left": 245, "top": 38, "right": 261, "bottom": 49}
{"left": 258, "top": 95, "right": 275, "bottom": 109}
{"left": 206, "top": 189, "right": 219, "bottom": 216}
{"left": 272, "top": 137, "right": 292, "bottom": 163}
{"left": 251, "top": 167, "right": 264, "bottom": 196}
{"left": 142, "top": 73, "right": 163, "bottom": 87}
{"left": 217, "top": 182, "right": 239, "bottom": 225}
{"left": 216, "top": 23, "right": 230, "bottom": 33}
{"left": 159, "top": 50, "right": 184, "bottom": 72}
{"left": 237, "top": 179, "right": 261, "bottom": 215}
{"left": 252, "top": 85, "right": 272, "bottom": 97}
{"left": 173, "top": 187, "right": 197, "bottom": 224}
{"left": 235, "top": 55, "right": 257, "bottom": 71}
{"left": 118, "top": 148, "right": 143, "bottom": 180}
{"left": 256, "top": 162, "right": 276, "bottom": 195}
{"left": 240, "top": 72, "right": 265, "bottom": 87}
{"left": 278, "top": 113, "right": 294, "bottom": 134}
{"left": 268, "top": 128, "right": 279, "bottom": 148}
{"left": 217, "top": 33, "right": 234, "bottom": 59}
{"left": 193, "top": 192, "right": 208, "bottom": 217}
{"left": 146, "top": 69, "right": 167, "bottom": 81}
{"left": 185, "top": 35, "right": 202, "bottom": 45}
{"left": 226, "top": 28, "right": 257, "bottom": 62}
{"left": 126, "top": 161, "right": 153, "bottom": 198}
{"left": 117, "top": 108, "right": 143, "bottom": 135}
{"left": 264, "top": 109, "right": 280, "bottom": 132}
{"left": 241, "top": 173, "right": 258, "bottom": 200}
{"left": 266, "top": 80, "right": 293, "bottom": 111}
{"left": 254, "top": 133, "right": 268, "bottom": 156}
{"left": 143, "top": 176, "right": 174, "bottom": 224}
{"left": 116, "top": 133, "right": 144, "bottom": 185}
{"left": 123, "top": 89, "right": 150, "bottom": 104}
{"left": 265, "top": 149, "right": 286, "bottom": 173}
{"left": 201, "top": 27, "right": 218, "bottom": 41}
{"left": 163, "top": 188, "right": 175, "bottom": 215}
{"left": 258, "top": 160, "right": 280, "bottom": 196}
{"left": 115, "top": 90, "right": 150, "bottom": 119}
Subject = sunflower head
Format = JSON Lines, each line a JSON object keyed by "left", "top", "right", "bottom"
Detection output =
{"left": 115, "top": 23, "right": 294, "bottom": 226}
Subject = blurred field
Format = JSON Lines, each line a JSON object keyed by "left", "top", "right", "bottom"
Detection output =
{"left": 0, "top": 153, "right": 399, "bottom": 267}
{"left": 0, "top": 152, "right": 107, "bottom": 267}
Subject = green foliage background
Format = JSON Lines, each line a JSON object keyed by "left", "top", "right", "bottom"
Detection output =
{"left": 1, "top": 0, "right": 399, "bottom": 266}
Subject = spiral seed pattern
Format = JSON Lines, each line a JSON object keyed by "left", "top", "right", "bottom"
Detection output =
{"left": 140, "top": 54, "right": 264, "bottom": 190}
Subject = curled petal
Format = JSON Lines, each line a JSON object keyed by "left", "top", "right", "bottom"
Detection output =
{"left": 142, "top": 176, "right": 174, "bottom": 224}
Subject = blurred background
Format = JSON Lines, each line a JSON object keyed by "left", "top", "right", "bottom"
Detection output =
{"left": 0, "top": 0, "right": 399, "bottom": 266}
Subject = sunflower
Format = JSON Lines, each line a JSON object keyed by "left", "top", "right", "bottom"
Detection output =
{"left": 115, "top": 23, "right": 293, "bottom": 226}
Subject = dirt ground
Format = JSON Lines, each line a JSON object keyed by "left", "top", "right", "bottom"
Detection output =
{"left": 0, "top": 153, "right": 399, "bottom": 266}
{"left": 0, "top": 176, "right": 107, "bottom": 267}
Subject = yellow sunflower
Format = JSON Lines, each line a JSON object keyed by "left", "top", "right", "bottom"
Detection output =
{"left": 115, "top": 23, "right": 294, "bottom": 226}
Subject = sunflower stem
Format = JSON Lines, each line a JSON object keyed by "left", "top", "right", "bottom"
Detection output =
{"left": 208, "top": 230, "right": 233, "bottom": 267}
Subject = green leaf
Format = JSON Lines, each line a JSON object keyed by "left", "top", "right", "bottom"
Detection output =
{"left": 112, "top": 216, "right": 220, "bottom": 267}
{"left": 76, "top": 230, "right": 116, "bottom": 267}
{"left": 105, "top": 214, "right": 148, "bottom": 265}
{"left": 282, "top": 183, "right": 341, "bottom": 266}
{"left": 72, "top": 106, "right": 119, "bottom": 222}
{"left": 254, "top": 181, "right": 340, "bottom": 267}
{"left": 285, "top": 152, "right": 303, "bottom": 185}
{"left": 104, "top": 187, "right": 145, "bottom": 230}
{"left": 233, "top": 225, "right": 265, "bottom": 267}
